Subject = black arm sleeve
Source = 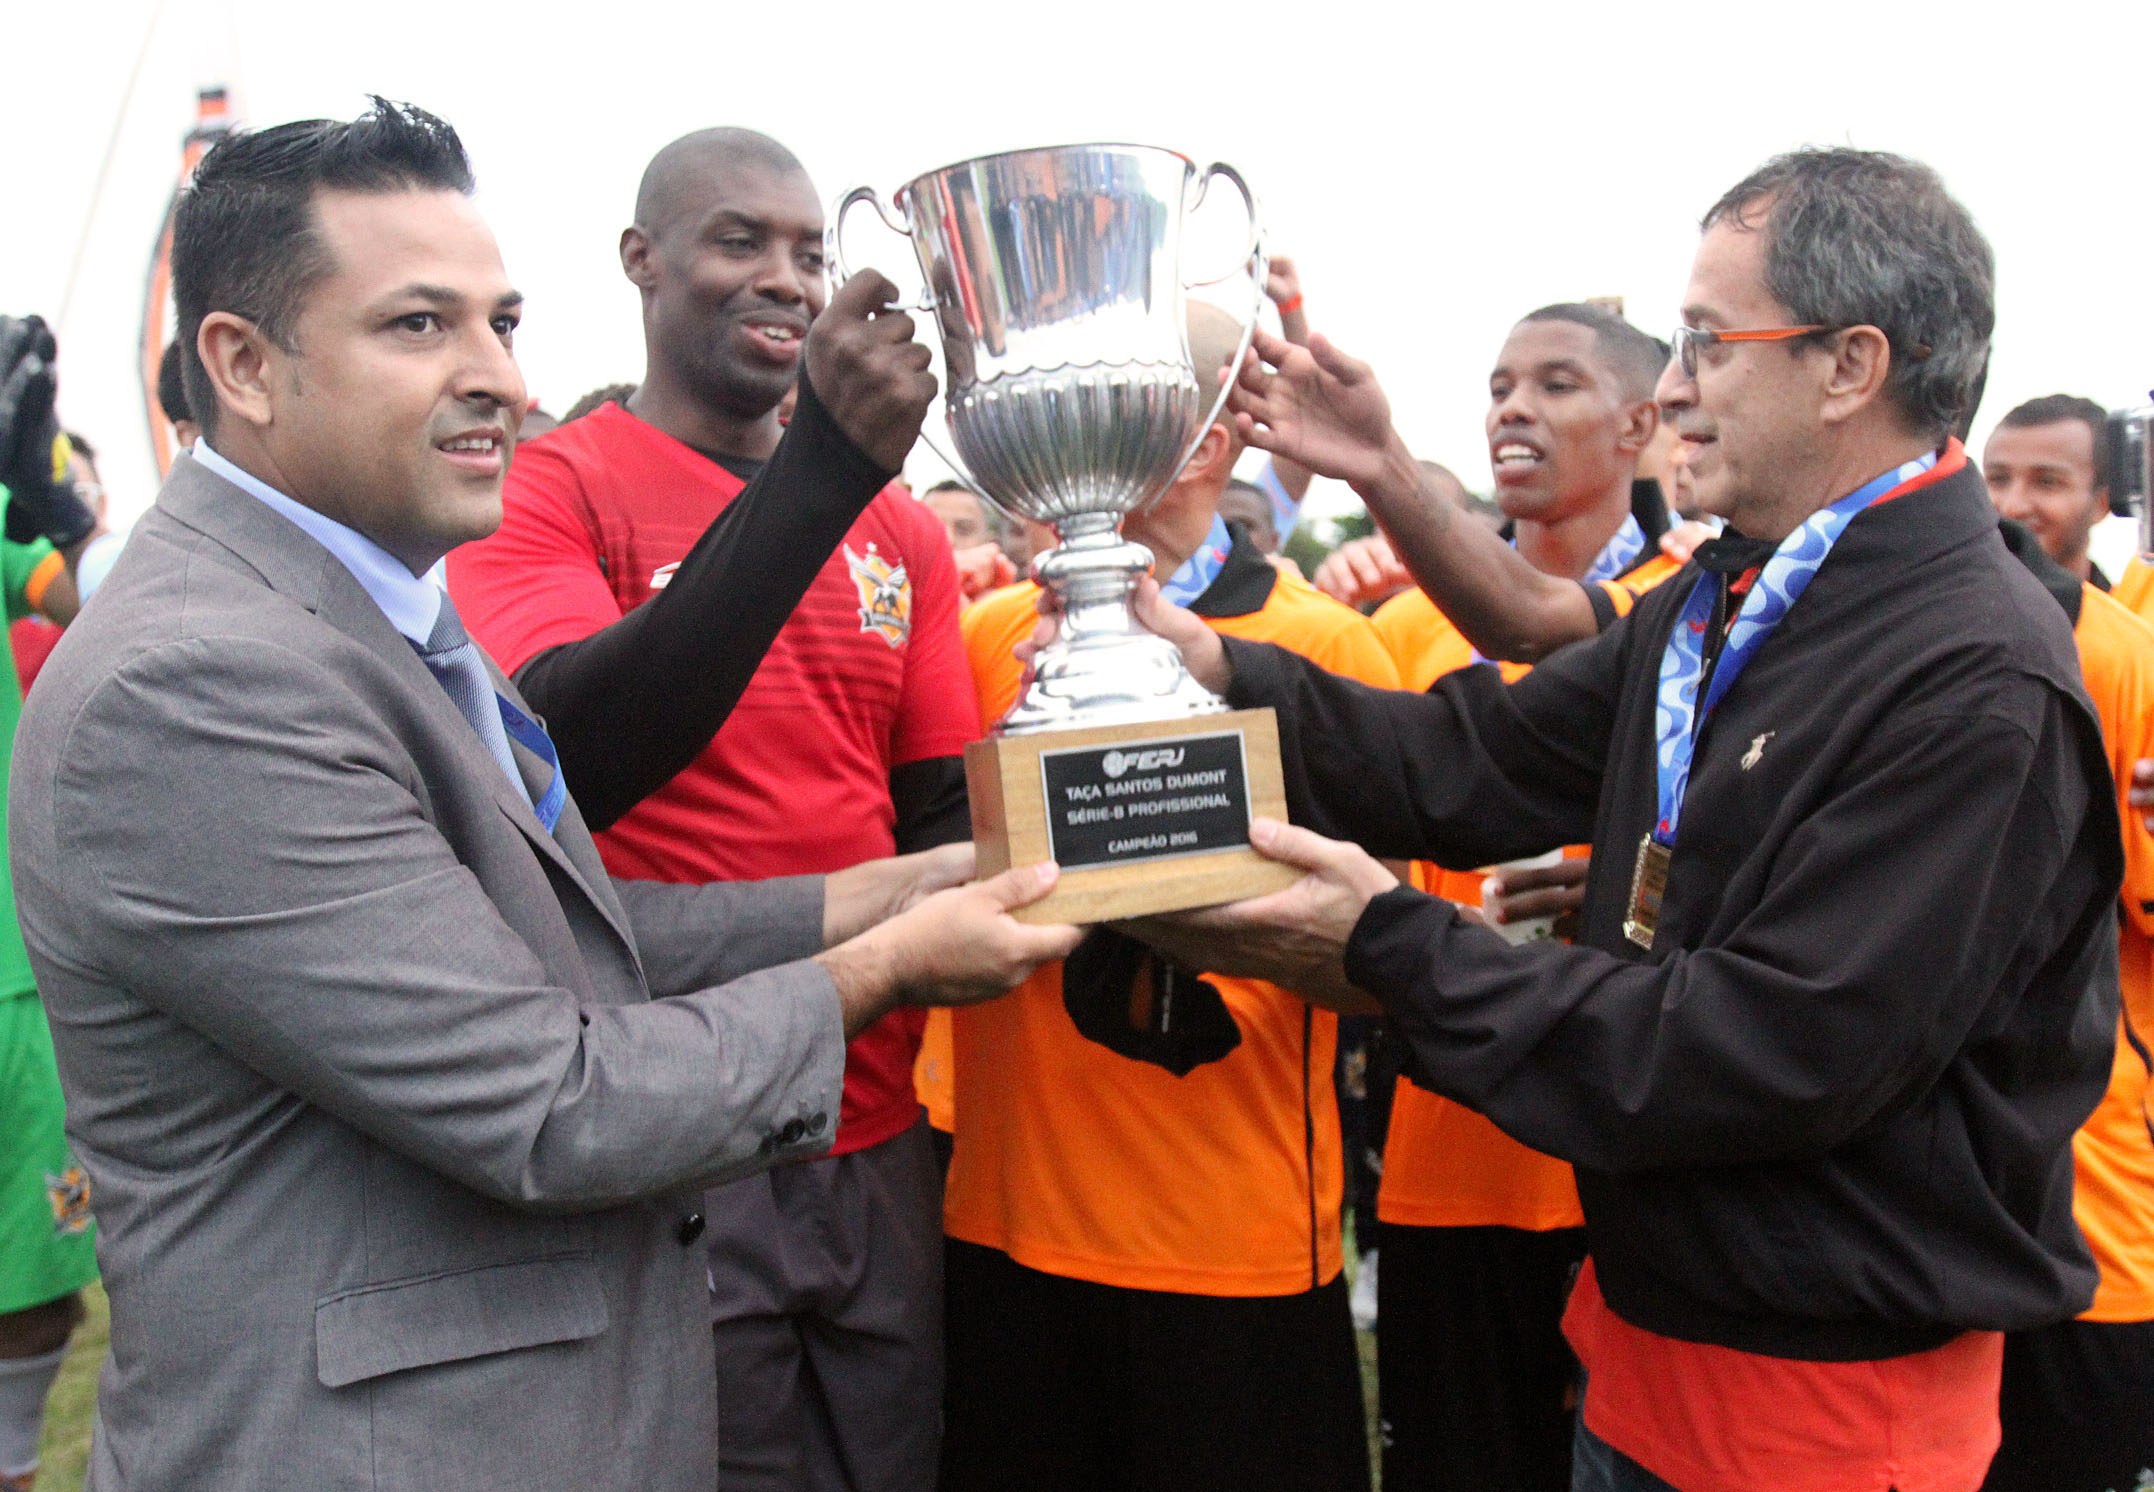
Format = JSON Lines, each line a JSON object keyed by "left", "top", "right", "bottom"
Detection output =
{"left": 511, "top": 373, "right": 894, "bottom": 831}
{"left": 1343, "top": 693, "right": 2116, "bottom": 1174}
{"left": 1220, "top": 624, "right": 1620, "bottom": 869}
{"left": 890, "top": 755, "right": 971, "bottom": 852}
{"left": 1583, "top": 580, "right": 1617, "bottom": 633}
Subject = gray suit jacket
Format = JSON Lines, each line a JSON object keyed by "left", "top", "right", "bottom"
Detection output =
{"left": 8, "top": 456, "right": 848, "bottom": 1491}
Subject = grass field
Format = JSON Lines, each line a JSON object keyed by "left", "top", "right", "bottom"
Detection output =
{"left": 34, "top": 1283, "right": 103, "bottom": 1492}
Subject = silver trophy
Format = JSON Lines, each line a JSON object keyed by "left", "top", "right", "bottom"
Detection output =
{"left": 834, "top": 144, "right": 1264, "bottom": 734}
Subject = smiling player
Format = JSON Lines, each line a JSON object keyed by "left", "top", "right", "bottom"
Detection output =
{"left": 449, "top": 127, "right": 976, "bottom": 1492}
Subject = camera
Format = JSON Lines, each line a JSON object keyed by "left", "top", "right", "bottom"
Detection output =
{"left": 2105, "top": 396, "right": 2154, "bottom": 552}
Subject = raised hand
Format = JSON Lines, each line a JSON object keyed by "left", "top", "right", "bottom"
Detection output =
{"left": 1659, "top": 519, "right": 1718, "bottom": 565}
{"left": 804, "top": 269, "right": 936, "bottom": 472}
{"left": 952, "top": 540, "right": 1017, "bottom": 603}
{"left": 1312, "top": 533, "right": 1413, "bottom": 607}
{"left": 0, "top": 314, "right": 95, "bottom": 550}
{"left": 1223, "top": 328, "right": 1405, "bottom": 494}
{"left": 0, "top": 315, "right": 59, "bottom": 486}
{"left": 1266, "top": 255, "right": 1309, "bottom": 343}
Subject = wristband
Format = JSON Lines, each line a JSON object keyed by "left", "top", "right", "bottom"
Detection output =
{"left": 1275, "top": 293, "right": 1305, "bottom": 316}
{"left": 21, "top": 549, "right": 61, "bottom": 613}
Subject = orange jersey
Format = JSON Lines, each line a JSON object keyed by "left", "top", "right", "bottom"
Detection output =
{"left": 944, "top": 547, "right": 1400, "bottom": 1294}
{"left": 915, "top": 1008, "right": 954, "bottom": 1133}
{"left": 2068, "top": 583, "right": 2154, "bottom": 1322}
{"left": 1368, "top": 553, "right": 1682, "bottom": 1232}
{"left": 2113, "top": 555, "right": 2154, "bottom": 622}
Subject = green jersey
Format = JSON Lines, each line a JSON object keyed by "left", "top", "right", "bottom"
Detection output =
{"left": 0, "top": 481, "right": 58, "bottom": 1000}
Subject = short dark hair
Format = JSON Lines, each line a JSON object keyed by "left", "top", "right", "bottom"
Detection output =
{"left": 156, "top": 341, "right": 190, "bottom": 426}
{"left": 172, "top": 96, "right": 475, "bottom": 438}
{"left": 562, "top": 382, "right": 638, "bottom": 423}
{"left": 1997, "top": 394, "right": 2110, "bottom": 490}
{"left": 1517, "top": 303, "right": 1667, "bottom": 399}
{"left": 1703, "top": 148, "right": 1993, "bottom": 442}
{"left": 921, "top": 479, "right": 1005, "bottom": 541}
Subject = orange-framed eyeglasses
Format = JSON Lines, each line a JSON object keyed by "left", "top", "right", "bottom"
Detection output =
{"left": 1671, "top": 324, "right": 1838, "bottom": 379}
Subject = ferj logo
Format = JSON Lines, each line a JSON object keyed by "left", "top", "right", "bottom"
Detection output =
{"left": 1101, "top": 747, "right": 1184, "bottom": 778}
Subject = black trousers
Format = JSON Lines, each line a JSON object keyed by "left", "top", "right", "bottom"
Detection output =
{"left": 1984, "top": 1315, "right": 2154, "bottom": 1491}
{"left": 1376, "top": 1222, "right": 1587, "bottom": 1492}
{"left": 939, "top": 1238, "right": 1370, "bottom": 1492}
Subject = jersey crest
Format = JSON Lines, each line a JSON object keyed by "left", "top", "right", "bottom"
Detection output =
{"left": 845, "top": 542, "right": 912, "bottom": 648}
{"left": 46, "top": 1165, "right": 91, "bottom": 1236}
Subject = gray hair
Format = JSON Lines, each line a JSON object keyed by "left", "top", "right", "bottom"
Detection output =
{"left": 1704, "top": 148, "right": 1993, "bottom": 442}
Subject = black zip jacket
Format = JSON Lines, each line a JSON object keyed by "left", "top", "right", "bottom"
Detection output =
{"left": 1221, "top": 460, "right": 2122, "bottom": 1360}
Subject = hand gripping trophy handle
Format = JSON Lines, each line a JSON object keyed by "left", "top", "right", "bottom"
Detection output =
{"left": 828, "top": 185, "right": 975, "bottom": 487}
{"left": 830, "top": 150, "right": 1267, "bottom": 734}
{"left": 828, "top": 164, "right": 1266, "bottom": 516}
{"left": 837, "top": 145, "right": 1298, "bottom": 922}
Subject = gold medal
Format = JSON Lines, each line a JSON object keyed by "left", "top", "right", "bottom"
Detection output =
{"left": 1623, "top": 835, "right": 1670, "bottom": 949}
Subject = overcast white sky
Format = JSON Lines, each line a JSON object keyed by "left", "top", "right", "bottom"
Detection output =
{"left": 10, "top": 0, "right": 2154, "bottom": 565}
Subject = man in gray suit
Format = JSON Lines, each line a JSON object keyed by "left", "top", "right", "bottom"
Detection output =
{"left": 6, "top": 99, "right": 1079, "bottom": 1492}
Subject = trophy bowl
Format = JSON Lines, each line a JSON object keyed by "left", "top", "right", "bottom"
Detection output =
{"left": 834, "top": 143, "right": 1264, "bottom": 734}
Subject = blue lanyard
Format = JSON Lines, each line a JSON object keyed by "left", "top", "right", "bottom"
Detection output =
{"left": 497, "top": 694, "right": 567, "bottom": 833}
{"left": 1581, "top": 513, "right": 1646, "bottom": 585}
{"left": 1649, "top": 452, "right": 1936, "bottom": 847}
{"left": 1160, "top": 515, "right": 1233, "bottom": 607}
{"left": 1471, "top": 514, "right": 1650, "bottom": 667}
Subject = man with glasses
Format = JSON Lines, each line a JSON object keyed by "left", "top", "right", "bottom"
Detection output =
{"left": 1106, "top": 147, "right": 2120, "bottom": 1492}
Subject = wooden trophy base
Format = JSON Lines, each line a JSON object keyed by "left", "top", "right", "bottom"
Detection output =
{"left": 965, "top": 708, "right": 1299, "bottom": 925}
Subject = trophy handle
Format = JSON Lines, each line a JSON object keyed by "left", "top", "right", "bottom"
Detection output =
{"left": 827, "top": 186, "right": 937, "bottom": 314}
{"left": 827, "top": 184, "right": 992, "bottom": 502}
{"left": 1161, "top": 161, "right": 1269, "bottom": 495}
{"left": 1183, "top": 162, "right": 1263, "bottom": 289}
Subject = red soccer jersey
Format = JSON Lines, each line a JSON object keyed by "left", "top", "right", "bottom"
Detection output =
{"left": 449, "top": 402, "right": 980, "bottom": 1155}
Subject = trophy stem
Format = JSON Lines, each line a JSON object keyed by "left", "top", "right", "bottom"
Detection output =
{"left": 998, "top": 513, "right": 1228, "bottom": 735}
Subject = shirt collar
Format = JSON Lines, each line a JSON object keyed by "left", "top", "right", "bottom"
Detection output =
{"left": 194, "top": 441, "right": 445, "bottom": 644}
{"left": 1186, "top": 525, "right": 1280, "bottom": 619}
{"left": 1159, "top": 514, "right": 1235, "bottom": 608}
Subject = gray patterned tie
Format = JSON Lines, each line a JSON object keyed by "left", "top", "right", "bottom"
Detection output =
{"left": 412, "top": 594, "right": 533, "bottom": 811}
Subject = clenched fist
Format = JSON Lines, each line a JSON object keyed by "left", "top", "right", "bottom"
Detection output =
{"left": 804, "top": 269, "right": 936, "bottom": 473}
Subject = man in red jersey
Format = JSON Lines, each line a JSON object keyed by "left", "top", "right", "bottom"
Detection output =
{"left": 450, "top": 127, "right": 973, "bottom": 1492}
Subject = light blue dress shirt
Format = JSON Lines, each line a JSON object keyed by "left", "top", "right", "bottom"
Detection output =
{"left": 193, "top": 442, "right": 447, "bottom": 646}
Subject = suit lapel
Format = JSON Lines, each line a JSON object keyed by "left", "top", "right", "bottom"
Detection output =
{"left": 156, "top": 458, "right": 641, "bottom": 957}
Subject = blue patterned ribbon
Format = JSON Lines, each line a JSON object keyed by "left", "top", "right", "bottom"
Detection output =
{"left": 1160, "top": 514, "right": 1233, "bottom": 607}
{"left": 1581, "top": 513, "right": 1647, "bottom": 585}
{"left": 497, "top": 695, "right": 567, "bottom": 833}
{"left": 1650, "top": 452, "right": 1936, "bottom": 846}
{"left": 1471, "top": 514, "right": 1651, "bottom": 667}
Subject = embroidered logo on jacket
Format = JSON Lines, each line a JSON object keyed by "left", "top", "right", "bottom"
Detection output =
{"left": 845, "top": 543, "right": 912, "bottom": 647}
{"left": 46, "top": 1166, "right": 91, "bottom": 1235}
{"left": 1741, "top": 732, "right": 1775, "bottom": 770}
